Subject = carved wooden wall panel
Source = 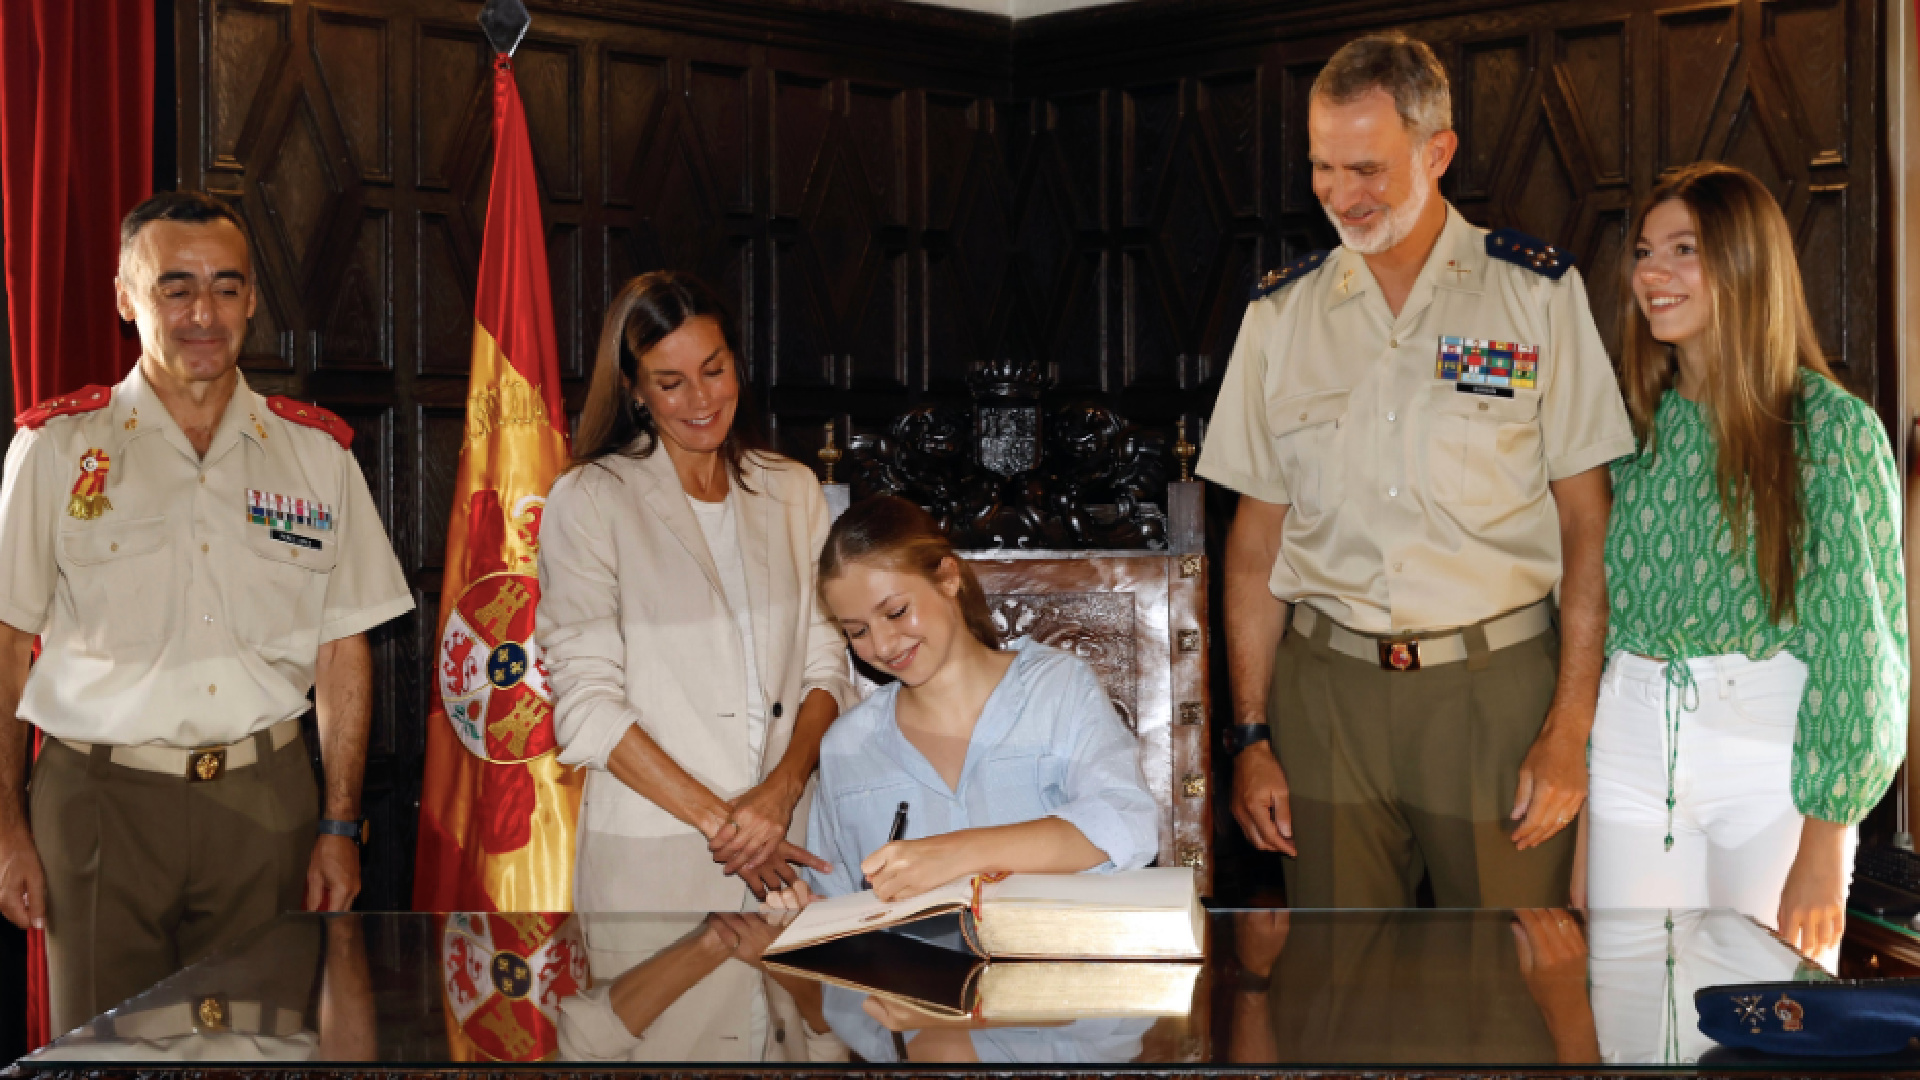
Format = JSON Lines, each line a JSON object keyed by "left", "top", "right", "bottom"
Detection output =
{"left": 177, "top": 0, "right": 1883, "bottom": 907}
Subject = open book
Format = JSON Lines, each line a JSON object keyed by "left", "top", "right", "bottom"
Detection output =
{"left": 763, "top": 867, "right": 1204, "bottom": 960}
{"left": 765, "top": 928, "right": 1201, "bottom": 1023}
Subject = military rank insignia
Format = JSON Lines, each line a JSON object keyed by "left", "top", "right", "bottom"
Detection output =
{"left": 1436, "top": 336, "right": 1538, "bottom": 398}
{"left": 67, "top": 449, "right": 111, "bottom": 520}
{"left": 247, "top": 490, "right": 335, "bottom": 531}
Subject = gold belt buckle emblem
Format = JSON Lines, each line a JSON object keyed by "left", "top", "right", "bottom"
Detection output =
{"left": 1379, "top": 639, "right": 1421, "bottom": 671}
{"left": 189, "top": 748, "right": 227, "bottom": 782}
{"left": 194, "top": 994, "right": 230, "bottom": 1033}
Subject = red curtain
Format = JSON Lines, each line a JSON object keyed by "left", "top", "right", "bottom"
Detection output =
{"left": 0, "top": 0, "right": 155, "bottom": 1053}
{"left": 0, "top": 0, "right": 154, "bottom": 413}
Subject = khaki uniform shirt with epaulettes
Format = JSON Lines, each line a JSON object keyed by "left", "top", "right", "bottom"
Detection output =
{"left": 0, "top": 366, "right": 414, "bottom": 748}
{"left": 1197, "top": 205, "right": 1635, "bottom": 635}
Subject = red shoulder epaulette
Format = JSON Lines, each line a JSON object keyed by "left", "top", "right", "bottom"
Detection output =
{"left": 16, "top": 386, "right": 112, "bottom": 430}
{"left": 266, "top": 396, "right": 354, "bottom": 450}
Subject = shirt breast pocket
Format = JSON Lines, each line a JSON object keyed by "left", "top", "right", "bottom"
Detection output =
{"left": 1424, "top": 387, "right": 1543, "bottom": 507}
{"left": 1267, "top": 389, "right": 1351, "bottom": 518}
{"left": 59, "top": 516, "right": 172, "bottom": 652}
{"left": 238, "top": 526, "right": 339, "bottom": 651}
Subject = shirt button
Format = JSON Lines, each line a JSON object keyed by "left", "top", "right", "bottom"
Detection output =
{"left": 198, "top": 475, "right": 206, "bottom": 485}
{"left": 207, "top": 684, "right": 217, "bottom": 695}
{"left": 1478, "top": 402, "right": 1489, "bottom": 412}
{"left": 1388, "top": 487, "right": 1398, "bottom": 497}
{"left": 109, "top": 542, "right": 118, "bottom": 552}
{"left": 1389, "top": 337, "right": 1399, "bottom": 348}
{"left": 203, "top": 615, "right": 213, "bottom": 624}
{"left": 1394, "top": 561, "right": 1404, "bottom": 572}
{"left": 1386, "top": 411, "right": 1396, "bottom": 422}
{"left": 1298, "top": 411, "right": 1308, "bottom": 421}
{"left": 201, "top": 543, "right": 209, "bottom": 554}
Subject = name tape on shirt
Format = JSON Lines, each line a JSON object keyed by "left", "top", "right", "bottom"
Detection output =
{"left": 248, "top": 489, "right": 335, "bottom": 532}
{"left": 1436, "top": 336, "right": 1538, "bottom": 399}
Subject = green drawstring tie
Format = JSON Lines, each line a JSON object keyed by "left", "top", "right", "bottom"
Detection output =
{"left": 1657, "top": 644, "right": 1700, "bottom": 852}
{"left": 1664, "top": 912, "right": 1681, "bottom": 1064}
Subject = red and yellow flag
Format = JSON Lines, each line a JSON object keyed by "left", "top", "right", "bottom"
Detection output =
{"left": 412, "top": 55, "right": 581, "bottom": 918}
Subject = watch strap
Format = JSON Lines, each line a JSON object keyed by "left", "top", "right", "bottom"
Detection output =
{"left": 317, "top": 818, "right": 368, "bottom": 846}
{"left": 1231, "top": 723, "right": 1272, "bottom": 756}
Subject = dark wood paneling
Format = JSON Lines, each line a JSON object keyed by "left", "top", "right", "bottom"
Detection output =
{"left": 177, "top": 0, "right": 1883, "bottom": 908}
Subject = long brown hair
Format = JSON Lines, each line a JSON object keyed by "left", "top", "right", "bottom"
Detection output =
{"left": 572, "top": 271, "right": 767, "bottom": 485}
{"left": 819, "top": 496, "right": 1002, "bottom": 650}
{"left": 1618, "top": 163, "right": 1835, "bottom": 623}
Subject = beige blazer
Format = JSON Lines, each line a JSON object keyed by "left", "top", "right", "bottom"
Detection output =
{"left": 538, "top": 446, "right": 853, "bottom": 909}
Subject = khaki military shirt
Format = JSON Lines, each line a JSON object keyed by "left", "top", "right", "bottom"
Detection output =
{"left": 0, "top": 367, "right": 414, "bottom": 748}
{"left": 1198, "top": 205, "right": 1634, "bottom": 634}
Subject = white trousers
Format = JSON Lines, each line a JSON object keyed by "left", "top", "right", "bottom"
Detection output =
{"left": 1586, "top": 650, "right": 1853, "bottom": 971}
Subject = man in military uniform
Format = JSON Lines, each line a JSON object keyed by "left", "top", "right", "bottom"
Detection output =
{"left": 0, "top": 191, "right": 414, "bottom": 1032}
{"left": 1200, "top": 32, "right": 1634, "bottom": 907}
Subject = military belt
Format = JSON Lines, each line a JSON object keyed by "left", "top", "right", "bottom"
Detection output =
{"left": 1291, "top": 599, "right": 1553, "bottom": 672}
{"left": 56, "top": 717, "right": 301, "bottom": 782}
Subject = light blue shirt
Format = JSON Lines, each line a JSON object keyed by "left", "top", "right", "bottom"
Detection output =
{"left": 805, "top": 638, "right": 1159, "bottom": 898}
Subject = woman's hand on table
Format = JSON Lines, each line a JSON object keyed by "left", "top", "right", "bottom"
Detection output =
{"left": 702, "top": 911, "right": 785, "bottom": 966}
{"left": 760, "top": 878, "right": 814, "bottom": 914}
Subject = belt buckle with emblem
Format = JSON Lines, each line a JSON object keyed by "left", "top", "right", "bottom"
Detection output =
{"left": 1379, "top": 638, "right": 1421, "bottom": 672}
{"left": 188, "top": 748, "right": 227, "bottom": 782}
{"left": 194, "top": 993, "right": 231, "bottom": 1033}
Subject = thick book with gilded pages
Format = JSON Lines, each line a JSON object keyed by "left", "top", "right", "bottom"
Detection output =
{"left": 764, "top": 927, "right": 1203, "bottom": 1023}
{"left": 763, "top": 867, "right": 1204, "bottom": 960}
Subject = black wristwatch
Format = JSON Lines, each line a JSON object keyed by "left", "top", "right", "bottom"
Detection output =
{"left": 318, "top": 818, "right": 369, "bottom": 846}
{"left": 1229, "top": 723, "right": 1272, "bottom": 757}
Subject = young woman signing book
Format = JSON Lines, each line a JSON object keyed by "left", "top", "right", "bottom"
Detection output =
{"left": 761, "top": 496, "right": 1158, "bottom": 911}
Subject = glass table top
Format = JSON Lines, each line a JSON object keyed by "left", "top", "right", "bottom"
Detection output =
{"left": 16, "top": 907, "right": 1902, "bottom": 1071}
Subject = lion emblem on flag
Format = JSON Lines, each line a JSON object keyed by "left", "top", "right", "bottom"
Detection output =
{"left": 439, "top": 569, "right": 555, "bottom": 763}
{"left": 440, "top": 913, "right": 586, "bottom": 1061}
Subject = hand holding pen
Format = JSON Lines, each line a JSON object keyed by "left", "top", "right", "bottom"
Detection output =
{"left": 861, "top": 802, "right": 911, "bottom": 891}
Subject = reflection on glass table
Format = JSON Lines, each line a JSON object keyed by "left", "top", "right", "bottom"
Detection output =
{"left": 19, "top": 908, "right": 1859, "bottom": 1070}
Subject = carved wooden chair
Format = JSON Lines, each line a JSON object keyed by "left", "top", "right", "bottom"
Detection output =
{"left": 960, "top": 482, "right": 1214, "bottom": 894}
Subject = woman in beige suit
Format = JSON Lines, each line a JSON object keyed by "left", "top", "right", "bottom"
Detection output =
{"left": 538, "top": 272, "right": 852, "bottom": 910}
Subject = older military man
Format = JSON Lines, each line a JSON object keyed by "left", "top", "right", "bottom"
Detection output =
{"left": 0, "top": 191, "right": 413, "bottom": 1032}
{"left": 1200, "top": 32, "right": 1634, "bottom": 907}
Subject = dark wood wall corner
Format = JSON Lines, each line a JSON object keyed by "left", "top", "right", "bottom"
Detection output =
{"left": 176, "top": 0, "right": 1887, "bottom": 906}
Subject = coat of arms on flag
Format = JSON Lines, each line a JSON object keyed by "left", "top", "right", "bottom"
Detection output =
{"left": 440, "top": 913, "right": 587, "bottom": 1061}
{"left": 439, "top": 570, "right": 554, "bottom": 762}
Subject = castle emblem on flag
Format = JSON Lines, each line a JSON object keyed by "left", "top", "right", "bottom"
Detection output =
{"left": 440, "top": 913, "right": 585, "bottom": 1061}
{"left": 439, "top": 570, "right": 555, "bottom": 762}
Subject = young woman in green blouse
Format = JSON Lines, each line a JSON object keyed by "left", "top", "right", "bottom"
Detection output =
{"left": 1581, "top": 163, "right": 1906, "bottom": 969}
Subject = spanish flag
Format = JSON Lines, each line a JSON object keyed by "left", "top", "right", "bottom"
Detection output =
{"left": 412, "top": 54, "right": 581, "bottom": 918}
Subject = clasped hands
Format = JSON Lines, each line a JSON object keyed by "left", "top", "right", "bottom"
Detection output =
{"left": 704, "top": 772, "right": 829, "bottom": 899}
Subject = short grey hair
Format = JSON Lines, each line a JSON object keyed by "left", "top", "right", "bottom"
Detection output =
{"left": 1311, "top": 31, "right": 1453, "bottom": 144}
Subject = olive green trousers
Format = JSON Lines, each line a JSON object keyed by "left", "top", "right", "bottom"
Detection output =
{"left": 1271, "top": 610, "right": 1575, "bottom": 908}
{"left": 31, "top": 730, "right": 318, "bottom": 1035}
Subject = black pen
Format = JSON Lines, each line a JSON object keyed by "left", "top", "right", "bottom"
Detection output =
{"left": 861, "top": 801, "right": 910, "bottom": 892}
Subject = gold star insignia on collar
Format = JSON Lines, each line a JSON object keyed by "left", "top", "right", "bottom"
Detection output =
{"left": 1338, "top": 268, "right": 1356, "bottom": 295}
{"left": 124, "top": 408, "right": 137, "bottom": 431}
{"left": 251, "top": 413, "right": 268, "bottom": 440}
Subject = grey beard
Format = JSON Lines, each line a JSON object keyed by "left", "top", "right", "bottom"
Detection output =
{"left": 1322, "top": 175, "right": 1431, "bottom": 256}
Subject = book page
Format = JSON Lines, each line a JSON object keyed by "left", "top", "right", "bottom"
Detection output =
{"left": 765, "top": 878, "right": 973, "bottom": 955}
{"left": 984, "top": 867, "right": 1195, "bottom": 910}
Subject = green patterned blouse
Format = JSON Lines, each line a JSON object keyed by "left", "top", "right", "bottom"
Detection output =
{"left": 1604, "top": 370, "right": 1907, "bottom": 826}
